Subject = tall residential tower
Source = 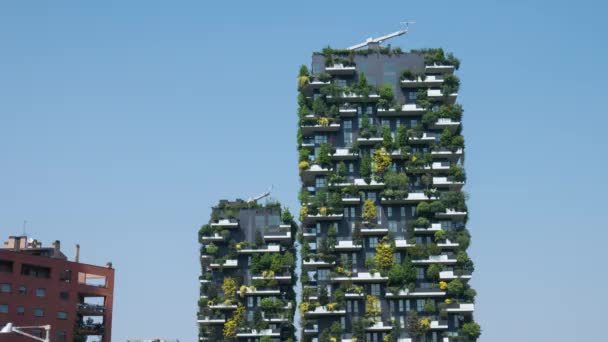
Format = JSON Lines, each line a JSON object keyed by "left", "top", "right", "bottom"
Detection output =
{"left": 297, "top": 42, "right": 480, "bottom": 342}
{"left": 197, "top": 199, "right": 297, "bottom": 341}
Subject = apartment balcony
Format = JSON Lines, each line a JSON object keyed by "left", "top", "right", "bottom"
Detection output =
{"left": 394, "top": 239, "right": 415, "bottom": 250}
{"left": 76, "top": 303, "right": 105, "bottom": 316}
{"left": 427, "top": 89, "right": 457, "bottom": 104}
{"left": 439, "top": 270, "right": 473, "bottom": 280}
{"left": 211, "top": 219, "right": 239, "bottom": 229}
{"left": 445, "top": 303, "right": 475, "bottom": 313}
{"left": 78, "top": 323, "right": 105, "bottom": 335}
{"left": 341, "top": 196, "right": 361, "bottom": 204}
{"left": 410, "top": 132, "right": 437, "bottom": 144}
{"left": 437, "top": 239, "right": 459, "bottom": 249}
{"left": 356, "top": 137, "right": 384, "bottom": 145}
{"left": 303, "top": 305, "right": 347, "bottom": 317}
{"left": 327, "top": 92, "right": 380, "bottom": 102}
{"left": 302, "top": 227, "right": 318, "bottom": 239}
{"left": 414, "top": 223, "right": 443, "bottom": 234}
{"left": 302, "top": 213, "right": 343, "bottom": 225}
{"left": 365, "top": 321, "right": 394, "bottom": 332}
{"left": 412, "top": 254, "right": 457, "bottom": 265}
{"left": 425, "top": 64, "right": 455, "bottom": 74}
{"left": 304, "top": 324, "right": 319, "bottom": 335}
{"left": 331, "top": 272, "right": 388, "bottom": 283}
{"left": 339, "top": 107, "right": 358, "bottom": 117}
{"left": 331, "top": 148, "right": 359, "bottom": 160}
{"left": 435, "top": 209, "right": 467, "bottom": 220}
{"left": 433, "top": 177, "right": 464, "bottom": 190}
{"left": 301, "top": 164, "right": 332, "bottom": 183}
{"left": 330, "top": 178, "right": 385, "bottom": 190}
{"left": 301, "top": 122, "right": 341, "bottom": 135}
{"left": 344, "top": 292, "right": 366, "bottom": 299}
{"left": 381, "top": 192, "right": 436, "bottom": 204}
{"left": 430, "top": 320, "right": 449, "bottom": 330}
{"left": 200, "top": 233, "right": 225, "bottom": 243}
{"left": 431, "top": 161, "right": 451, "bottom": 172}
{"left": 360, "top": 226, "right": 389, "bottom": 236}
{"left": 209, "top": 303, "right": 238, "bottom": 310}
{"left": 430, "top": 118, "right": 460, "bottom": 132}
{"left": 197, "top": 316, "right": 226, "bottom": 325}
{"left": 385, "top": 288, "right": 446, "bottom": 298}
{"left": 377, "top": 104, "right": 426, "bottom": 116}
{"left": 252, "top": 273, "right": 292, "bottom": 283}
{"left": 237, "top": 288, "right": 281, "bottom": 296}
{"left": 431, "top": 148, "right": 463, "bottom": 160}
{"left": 303, "top": 259, "right": 335, "bottom": 270}
{"left": 236, "top": 329, "right": 281, "bottom": 338}
{"left": 325, "top": 64, "right": 357, "bottom": 75}
{"left": 238, "top": 244, "right": 281, "bottom": 254}
{"left": 333, "top": 239, "right": 363, "bottom": 251}
{"left": 263, "top": 227, "right": 292, "bottom": 242}
{"left": 209, "top": 259, "right": 239, "bottom": 269}
{"left": 401, "top": 75, "right": 444, "bottom": 88}
{"left": 304, "top": 80, "right": 331, "bottom": 90}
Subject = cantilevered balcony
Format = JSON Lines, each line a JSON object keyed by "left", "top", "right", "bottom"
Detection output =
{"left": 301, "top": 213, "right": 343, "bottom": 225}
{"left": 301, "top": 164, "right": 332, "bottom": 183}
{"left": 430, "top": 320, "right": 449, "bottom": 330}
{"left": 360, "top": 226, "right": 389, "bottom": 236}
{"left": 327, "top": 92, "right": 380, "bottom": 102}
{"left": 211, "top": 219, "right": 239, "bottom": 229}
{"left": 435, "top": 209, "right": 467, "bottom": 220}
{"left": 330, "top": 178, "right": 385, "bottom": 190}
{"left": 304, "top": 324, "right": 319, "bottom": 335}
{"left": 303, "top": 305, "right": 347, "bottom": 317}
{"left": 341, "top": 196, "right": 361, "bottom": 204}
{"left": 433, "top": 177, "right": 464, "bottom": 190}
{"left": 437, "top": 239, "right": 459, "bottom": 249}
{"left": 333, "top": 239, "right": 363, "bottom": 251}
{"left": 427, "top": 89, "right": 457, "bottom": 104}
{"left": 401, "top": 75, "right": 444, "bottom": 88}
{"left": 339, "top": 106, "right": 358, "bottom": 117}
{"left": 236, "top": 329, "right": 281, "bottom": 338}
{"left": 365, "top": 321, "right": 394, "bottom": 332}
{"left": 431, "top": 148, "right": 463, "bottom": 160}
{"left": 237, "top": 288, "right": 281, "bottom": 296}
{"left": 302, "top": 227, "right": 318, "bottom": 239}
{"left": 381, "top": 192, "right": 436, "bottom": 204}
{"left": 430, "top": 118, "right": 460, "bottom": 132}
{"left": 394, "top": 238, "right": 415, "bottom": 250}
{"left": 412, "top": 254, "right": 457, "bottom": 265}
{"left": 445, "top": 303, "right": 475, "bottom": 313}
{"left": 331, "top": 148, "right": 359, "bottom": 160}
{"left": 410, "top": 132, "right": 438, "bottom": 144}
{"left": 325, "top": 64, "right": 356, "bottom": 75}
{"left": 377, "top": 103, "right": 426, "bottom": 116}
{"left": 263, "top": 225, "right": 292, "bottom": 242}
{"left": 300, "top": 122, "right": 341, "bottom": 135}
{"left": 385, "top": 288, "right": 446, "bottom": 298}
{"left": 200, "top": 233, "right": 225, "bottom": 243}
{"left": 302, "top": 259, "right": 335, "bottom": 270}
{"left": 425, "top": 64, "right": 455, "bottom": 74}
{"left": 356, "top": 137, "right": 384, "bottom": 145}
{"left": 197, "top": 315, "right": 226, "bottom": 324}
{"left": 252, "top": 273, "right": 292, "bottom": 283}
{"left": 439, "top": 270, "right": 472, "bottom": 280}
{"left": 414, "top": 223, "right": 443, "bottom": 234}
{"left": 209, "top": 259, "right": 239, "bottom": 268}
{"left": 209, "top": 303, "right": 238, "bottom": 310}
{"left": 76, "top": 303, "right": 105, "bottom": 316}
{"left": 238, "top": 244, "right": 281, "bottom": 254}
{"left": 331, "top": 272, "right": 388, "bottom": 283}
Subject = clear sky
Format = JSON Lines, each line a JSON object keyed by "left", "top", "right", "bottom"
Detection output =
{"left": 1, "top": 1, "right": 607, "bottom": 341}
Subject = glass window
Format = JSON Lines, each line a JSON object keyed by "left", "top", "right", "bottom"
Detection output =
{"left": 268, "top": 214, "right": 280, "bottom": 226}
{"left": 350, "top": 207, "right": 356, "bottom": 217}
{"left": 312, "top": 62, "right": 323, "bottom": 74}
{"left": 416, "top": 299, "right": 425, "bottom": 312}
{"left": 0, "top": 304, "right": 7, "bottom": 313}
{"left": 383, "top": 74, "right": 397, "bottom": 86}
{"left": 347, "top": 301, "right": 352, "bottom": 312}
{"left": 344, "top": 120, "right": 353, "bottom": 146}
{"left": 411, "top": 119, "right": 418, "bottom": 127}
{"left": 34, "top": 308, "right": 44, "bottom": 317}
{"left": 389, "top": 300, "right": 394, "bottom": 312}
{"left": 341, "top": 316, "right": 346, "bottom": 329}
{"left": 371, "top": 284, "right": 380, "bottom": 296}
{"left": 367, "top": 192, "right": 377, "bottom": 201}
{"left": 344, "top": 208, "right": 349, "bottom": 217}
{"left": 389, "top": 221, "right": 397, "bottom": 232}
{"left": 0, "top": 284, "right": 11, "bottom": 293}
{"left": 315, "top": 134, "right": 327, "bottom": 144}
{"left": 59, "top": 291, "right": 69, "bottom": 300}
{"left": 18, "top": 285, "right": 26, "bottom": 294}
{"left": 57, "top": 311, "right": 68, "bottom": 320}
{"left": 369, "top": 237, "right": 378, "bottom": 248}
{"left": 406, "top": 299, "right": 410, "bottom": 311}
{"left": 254, "top": 215, "right": 265, "bottom": 227}
{"left": 17, "top": 305, "right": 24, "bottom": 315}
{"left": 381, "top": 119, "right": 390, "bottom": 128}
{"left": 315, "top": 177, "right": 327, "bottom": 188}
{"left": 394, "top": 252, "right": 401, "bottom": 264}
{"left": 398, "top": 300, "right": 404, "bottom": 312}
{"left": 408, "top": 91, "right": 417, "bottom": 100}
{"left": 383, "top": 62, "right": 395, "bottom": 72}
{"left": 400, "top": 207, "right": 406, "bottom": 217}
{"left": 348, "top": 163, "right": 354, "bottom": 173}
{"left": 353, "top": 301, "right": 359, "bottom": 313}
{"left": 417, "top": 267, "right": 425, "bottom": 280}
{"left": 336, "top": 79, "right": 347, "bottom": 87}
{"left": 318, "top": 269, "right": 329, "bottom": 281}
{"left": 56, "top": 331, "right": 67, "bottom": 342}
{"left": 387, "top": 207, "right": 393, "bottom": 217}
{"left": 35, "top": 288, "right": 46, "bottom": 297}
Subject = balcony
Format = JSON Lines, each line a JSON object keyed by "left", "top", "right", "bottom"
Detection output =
{"left": 325, "top": 64, "right": 356, "bottom": 75}
{"left": 394, "top": 239, "right": 415, "bottom": 250}
{"left": 341, "top": 196, "right": 361, "bottom": 204}
{"left": 381, "top": 192, "right": 436, "bottom": 204}
{"left": 301, "top": 122, "right": 341, "bottom": 135}
{"left": 200, "top": 233, "right": 225, "bottom": 243}
{"left": 431, "top": 161, "right": 451, "bottom": 172}
{"left": 430, "top": 320, "right": 449, "bottom": 330}
{"left": 433, "top": 177, "right": 464, "bottom": 190}
{"left": 385, "top": 288, "right": 446, "bottom": 298}
{"left": 435, "top": 209, "right": 467, "bottom": 220}
{"left": 330, "top": 178, "right": 385, "bottom": 190}
{"left": 430, "top": 118, "right": 460, "bottom": 132}
{"left": 445, "top": 303, "right": 475, "bottom": 313}
{"left": 301, "top": 164, "right": 332, "bottom": 183}
{"left": 302, "top": 228, "right": 318, "bottom": 239}
{"left": 210, "top": 219, "right": 239, "bottom": 229}
{"left": 427, "top": 89, "right": 457, "bottom": 104}
{"left": 236, "top": 329, "right": 281, "bottom": 337}
{"left": 339, "top": 107, "right": 358, "bottom": 117}
{"left": 302, "top": 213, "right": 343, "bottom": 225}
{"left": 209, "top": 303, "right": 238, "bottom": 310}
{"left": 401, "top": 75, "right": 444, "bottom": 88}
{"left": 365, "top": 321, "right": 394, "bottom": 331}
{"left": 77, "top": 303, "right": 105, "bottom": 315}
{"left": 356, "top": 137, "right": 383, "bottom": 145}
{"left": 333, "top": 239, "right": 363, "bottom": 251}
{"left": 331, "top": 148, "right": 358, "bottom": 160}
{"left": 238, "top": 244, "right": 281, "bottom": 254}
{"left": 377, "top": 104, "right": 426, "bottom": 116}
{"left": 412, "top": 254, "right": 457, "bottom": 265}
{"left": 425, "top": 64, "right": 455, "bottom": 74}
{"left": 360, "top": 226, "right": 389, "bottom": 236}
{"left": 437, "top": 239, "right": 459, "bottom": 249}
{"left": 304, "top": 324, "right": 319, "bottom": 334}
{"left": 414, "top": 223, "right": 443, "bottom": 234}
{"left": 237, "top": 288, "right": 281, "bottom": 296}
{"left": 252, "top": 273, "right": 292, "bottom": 283}
{"left": 410, "top": 132, "right": 437, "bottom": 144}
{"left": 303, "top": 259, "right": 335, "bottom": 270}
{"left": 209, "top": 259, "right": 239, "bottom": 269}
{"left": 331, "top": 272, "right": 388, "bottom": 283}
{"left": 303, "top": 305, "right": 347, "bottom": 316}
{"left": 327, "top": 92, "right": 380, "bottom": 102}
{"left": 78, "top": 323, "right": 105, "bottom": 335}
{"left": 263, "top": 227, "right": 292, "bottom": 242}
{"left": 439, "top": 270, "right": 472, "bottom": 280}
{"left": 431, "top": 148, "right": 463, "bottom": 160}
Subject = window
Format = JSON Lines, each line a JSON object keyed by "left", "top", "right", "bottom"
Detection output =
{"left": 353, "top": 300, "right": 359, "bottom": 313}
{"left": 34, "top": 308, "right": 44, "bottom": 317}
{"left": 254, "top": 215, "right": 265, "bottom": 227}
{"left": 383, "top": 62, "right": 395, "bottom": 72}
{"left": 0, "top": 260, "right": 13, "bottom": 273}
{"left": 350, "top": 207, "right": 356, "bottom": 218}
{"left": 268, "top": 214, "right": 280, "bottom": 226}
{"left": 348, "top": 163, "right": 354, "bottom": 173}
{"left": 407, "top": 91, "right": 417, "bottom": 100}
{"left": 347, "top": 301, "right": 352, "bottom": 312}
{"left": 0, "top": 304, "right": 7, "bottom": 313}
{"left": 371, "top": 284, "right": 380, "bottom": 296}
{"left": 400, "top": 207, "right": 406, "bottom": 217}
{"left": 387, "top": 207, "right": 393, "bottom": 217}
{"left": 19, "top": 286, "right": 27, "bottom": 295}
{"left": 416, "top": 299, "right": 425, "bottom": 312}
{"left": 317, "top": 269, "right": 329, "bottom": 281}
{"left": 0, "top": 284, "right": 11, "bottom": 293}
{"left": 312, "top": 62, "right": 323, "bottom": 74}
{"left": 341, "top": 316, "right": 346, "bottom": 329}
{"left": 405, "top": 299, "right": 410, "bottom": 311}
{"left": 411, "top": 206, "right": 416, "bottom": 216}
{"left": 247, "top": 296, "right": 254, "bottom": 308}
{"left": 389, "top": 301, "right": 394, "bottom": 312}
{"left": 344, "top": 120, "right": 353, "bottom": 146}
{"left": 366, "top": 192, "right": 377, "bottom": 201}
{"left": 59, "top": 291, "right": 69, "bottom": 300}
{"left": 314, "top": 134, "right": 327, "bottom": 144}
{"left": 389, "top": 221, "right": 397, "bottom": 233}
{"left": 368, "top": 237, "right": 378, "bottom": 248}
{"left": 336, "top": 79, "right": 347, "bottom": 87}
{"left": 417, "top": 267, "right": 425, "bottom": 280}
{"left": 17, "top": 306, "right": 24, "bottom": 315}
{"left": 315, "top": 177, "right": 327, "bottom": 188}
{"left": 57, "top": 311, "right": 68, "bottom": 320}
{"left": 394, "top": 252, "right": 401, "bottom": 264}
{"left": 56, "top": 331, "right": 66, "bottom": 342}
{"left": 398, "top": 300, "right": 404, "bottom": 312}
{"left": 411, "top": 119, "right": 418, "bottom": 127}
{"left": 381, "top": 119, "right": 390, "bottom": 128}
{"left": 21, "top": 264, "right": 50, "bottom": 278}
{"left": 35, "top": 288, "right": 46, "bottom": 297}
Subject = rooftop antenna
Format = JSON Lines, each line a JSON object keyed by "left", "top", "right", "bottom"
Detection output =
{"left": 347, "top": 21, "right": 415, "bottom": 51}
{"left": 247, "top": 185, "right": 273, "bottom": 203}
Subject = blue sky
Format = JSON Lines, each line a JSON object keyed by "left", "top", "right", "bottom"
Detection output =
{"left": 1, "top": 1, "right": 607, "bottom": 341}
